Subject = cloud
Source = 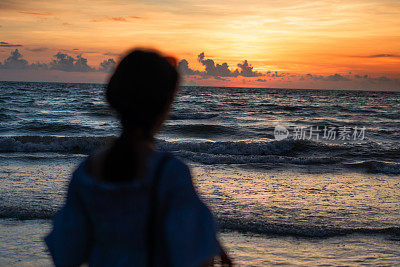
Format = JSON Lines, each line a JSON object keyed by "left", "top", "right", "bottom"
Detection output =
{"left": 180, "top": 52, "right": 264, "bottom": 78}
{"left": 197, "top": 52, "right": 237, "bottom": 77}
{"left": 366, "top": 54, "right": 400, "bottom": 58}
{"left": 375, "top": 76, "right": 391, "bottom": 82}
{"left": 0, "top": 49, "right": 28, "bottom": 69}
{"left": 110, "top": 17, "right": 128, "bottom": 22}
{"left": 50, "top": 52, "right": 94, "bottom": 72}
{"left": 0, "top": 41, "right": 22, "bottom": 47}
{"left": 99, "top": 58, "right": 116, "bottom": 73}
{"left": 1, "top": 49, "right": 398, "bottom": 88}
{"left": 266, "top": 71, "right": 289, "bottom": 78}
{"left": 237, "top": 60, "right": 263, "bottom": 77}
{"left": 0, "top": 49, "right": 49, "bottom": 70}
{"left": 49, "top": 52, "right": 75, "bottom": 71}
{"left": 301, "top": 73, "right": 349, "bottom": 81}
{"left": 74, "top": 55, "right": 95, "bottom": 72}
{"left": 0, "top": 0, "right": 26, "bottom": 10}
{"left": 301, "top": 73, "right": 399, "bottom": 85}
{"left": 19, "top": 11, "right": 56, "bottom": 17}
{"left": 27, "top": 47, "right": 48, "bottom": 52}
{"left": 323, "top": 73, "right": 350, "bottom": 81}
{"left": 103, "top": 52, "right": 120, "bottom": 57}
{"left": 354, "top": 74, "right": 368, "bottom": 79}
{"left": 178, "top": 59, "right": 200, "bottom": 75}
{"left": 352, "top": 54, "right": 400, "bottom": 58}
{"left": 29, "top": 62, "right": 48, "bottom": 70}
{"left": 353, "top": 74, "right": 398, "bottom": 84}
{"left": 90, "top": 16, "right": 143, "bottom": 23}
{"left": 0, "top": 49, "right": 117, "bottom": 73}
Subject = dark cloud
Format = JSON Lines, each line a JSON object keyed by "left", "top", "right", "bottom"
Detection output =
{"left": 27, "top": 47, "right": 48, "bottom": 52}
{"left": 74, "top": 55, "right": 94, "bottom": 72}
{"left": 266, "top": 71, "right": 288, "bottom": 78}
{"left": 237, "top": 60, "right": 263, "bottom": 77}
{"left": 323, "top": 74, "right": 350, "bottom": 81}
{"left": 50, "top": 52, "right": 94, "bottom": 72}
{"left": 61, "top": 48, "right": 97, "bottom": 54}
{"left": 256, "top": 78, "right": 267, "bottom": 82}
{"left": 0, "top": 41, "right": 22, "bottom": 47}
{"left": 0, "top": 49, "right": 49, "bottom": 70}
{"left": 178, "top": 59, "right": 200, "bottom": 75}
{"left": 0, "top": 49, "right": 116, "bottom": 73}
{"left": 190, "top": 52, "right": 264, "bottom": 78}
{"left": 352, "top": 54, "right": 400, "bottom": 58}
{"left": 301, "top": 73, "right": 350, "bottom": 82}
{"left": 359, "top": 75, "right": 398, "bottom": 84}
{"left": 367, "top": 54, "right": 400, "bottom": 58}
{"left": 197, "top": 52, "right": 237, "bottom": 77}
{"left": 99, "top": 58, "right": 116, "bottom": 73}
{"left": 29, "top": 62, "right": 48, "bottom": 70}
{"left": 103, "top": 52, "right": 120, "bottom": 57}
{"left": 376, "top": 76, "right": 391, "bottom": 82}
{"left": 301, "top": 73, "right": 399, "bottom": 85}
{"left": 0, "top": 49, "right": 28, "bottom": 69}
{"left": 354, "top": 74, "right": 368, "bottom": 79}
{"left": 49, "top": 52, "right": 75, "bottom": 71}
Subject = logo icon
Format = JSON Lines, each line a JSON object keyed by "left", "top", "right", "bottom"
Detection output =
{"left": 274, "top": 125, "right": 289, "bottom": 141}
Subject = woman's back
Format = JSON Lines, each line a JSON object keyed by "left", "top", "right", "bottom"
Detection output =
{"left": 45, "top": 151, "right": 221, "bottom": 266}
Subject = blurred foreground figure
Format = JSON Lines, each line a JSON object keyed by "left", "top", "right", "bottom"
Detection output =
{"left": 45, "top": 49, "right": 232, "bottom": 267}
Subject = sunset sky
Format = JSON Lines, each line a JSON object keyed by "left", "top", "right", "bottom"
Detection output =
{"left": 0, "top": 0, "right": 399, "bottom": 90}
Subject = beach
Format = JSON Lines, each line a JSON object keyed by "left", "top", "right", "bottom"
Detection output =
{"left": 0, "top": 81, "right": 399, "bottom": 265}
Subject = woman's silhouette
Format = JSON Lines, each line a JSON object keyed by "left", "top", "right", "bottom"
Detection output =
{"left": 45, "top": 49, "right": 231, "bottom": 266}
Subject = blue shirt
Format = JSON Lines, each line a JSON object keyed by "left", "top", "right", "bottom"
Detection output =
{"left": 45, "top": 151, "right": 220, "bottom": 266}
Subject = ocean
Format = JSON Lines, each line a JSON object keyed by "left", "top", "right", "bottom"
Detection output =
{"left": 0, "top": 81, "right": 399, "bottom": 266}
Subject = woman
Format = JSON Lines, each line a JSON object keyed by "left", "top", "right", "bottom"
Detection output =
{"left": 45, "top": 49, "right": 232, "bottom": 266}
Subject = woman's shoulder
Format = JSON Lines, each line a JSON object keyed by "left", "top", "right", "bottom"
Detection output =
{"left": 69, "top": 148, "right": 112, "bottom": 189}
{"left": 71, "top": 149, "right": 191, "bottom": 185}
{"left": 152, "top": 151, "right": 194, "bottom": 192}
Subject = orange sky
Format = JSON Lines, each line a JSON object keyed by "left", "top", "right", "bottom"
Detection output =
{"left": 0, "top": 0, "right": 399, "bottom": 90}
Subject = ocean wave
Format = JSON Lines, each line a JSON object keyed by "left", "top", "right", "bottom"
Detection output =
{"left": 17, "top": 120, "right": 97, "bottom": 133}
{"left": 1, "top": 206, "right": 398, "bottom": 238}
{"left": 0, "top": 206, "right": 55, "bottom": 220}
{"left": 163, "top": 124, "right": 237, "bottom": 136}
{"left": 157, "top": 139, "right": 299, "bottom": 156}
{"left": 1, "top": 136, "right": 398, "bottom": 174}
{"left": 0, "top": 135, "right": 297, "bottom": 155}
{"left": 0, "top": 135, "right": 114, "bottom": 153}
{"left": 256, "top": 103, "right": 307, "bottom": 112}
{"left": 218, "top": 217, "right": 400, "bottom": 237}
{"left": 345, "top": 160, "right": 400, "bottom": 175}
{"left": 169, "top": 112, "right": 219, "bottom": 120}
{"left": 174, "top": 151, "right": 340, "bottom": 165}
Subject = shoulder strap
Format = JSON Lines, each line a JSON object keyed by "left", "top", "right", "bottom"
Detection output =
{"left": 147, "top": 152, "right": 171, "bottom": 267}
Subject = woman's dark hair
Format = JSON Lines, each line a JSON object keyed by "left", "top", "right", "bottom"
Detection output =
{"left": 103, "top": 49, "right": 179, "bottom": 182}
